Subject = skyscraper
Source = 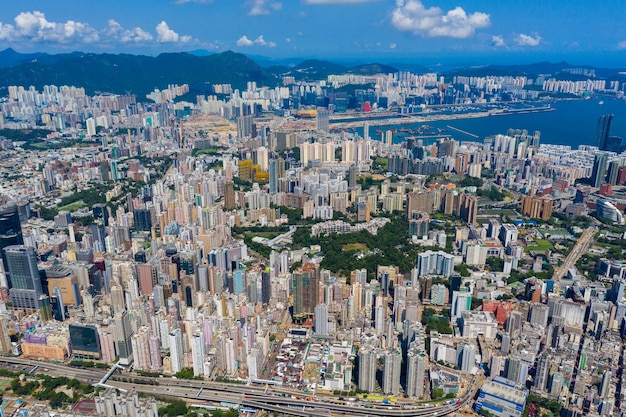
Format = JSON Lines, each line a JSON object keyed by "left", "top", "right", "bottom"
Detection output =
{"left": 596, "top": 114, "right": 613, "bottom": 150}
{"left": 534, "top": 354, "right": 550, "bottom": 391}
{"left": 169, "top": 328, "right": 183, "bottom": 374}
{"left": 591, "top": 153, "right": 608, "bottom": 188}
{"left": 113, "top": 310, "right": 134, "bottom": 366}
{"left": 316, "top": 108, "right": 329, "bottom": 133}
{"left": 459, "top": 343, "right": 476, "bottom": 373}
{"left": 261, "top": 270, "right": 271, "bottom": 304}
{"left": 133, "top": 209, "right": 152, "bottom": 232}
{"left": 382, "top": 350, "right": 402, "bottom": 395}
{"left": 292, "top": 263, "right": 319, "bottom": 316}
{"left": 224, "top": 182, "right": 236, "bottom": 210}
{"left": 191, "top": 333, "right": 205, "bottom": 377}
{"left": 4, "top": 246, "right": 42, "bottom": 311}
{"left": 314, "top": 303, "right": 328, "bottom": 337}
{"left": 237, "top": 115, "right": 253, "bottom": 139}
{"left": 358, "top": 347, "right": 377, "bottom": 392}
{"left": 406, "top": 350, "right": 426, "bottom": 398}
{"left": 0, "top": 203, "right": 23, "bottom": 286}
{"left": 92, "top": 203, "right": 109, "bottom": 226}
{"left": 268, "top": 158, "right": 285, "bottom": 195}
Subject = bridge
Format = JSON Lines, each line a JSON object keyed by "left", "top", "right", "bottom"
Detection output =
{"left": 95, "top": 360, "right": 125, "bottom": 391}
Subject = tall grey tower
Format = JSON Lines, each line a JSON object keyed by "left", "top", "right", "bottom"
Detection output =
{"left": 0, "top": 203, "right": 24, "bottom": 287}
{"left": 4, "top": 246, "right": 42, "bottom": 311}
{"left": 596, "top": 114, "right": 613, "bottom": 150}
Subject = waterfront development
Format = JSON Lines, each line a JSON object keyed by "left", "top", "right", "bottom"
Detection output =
{"left": 344, "top": 99, "right": 626, "bottom": 148}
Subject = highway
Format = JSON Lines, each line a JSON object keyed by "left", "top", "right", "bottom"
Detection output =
{"left": 0, "top": 356, "right": 479, "bottom": 416}
{"left": 552, "top": 225, "right": 598, "bottom": 280}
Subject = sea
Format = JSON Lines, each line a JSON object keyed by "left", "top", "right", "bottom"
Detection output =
{"left": 355, "top": 98, "right": 626, "bottom": 149}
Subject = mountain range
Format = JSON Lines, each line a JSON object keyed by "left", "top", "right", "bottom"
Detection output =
{"left": 0, "top": 48, "right": 622, "bottom": 100}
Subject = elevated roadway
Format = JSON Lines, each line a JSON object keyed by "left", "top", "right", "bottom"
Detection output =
{"left": 552, "top": 225, "right": 598, "bottom": 280}
{"left": 0, "top": 356, "right": 480, "bottom": 417}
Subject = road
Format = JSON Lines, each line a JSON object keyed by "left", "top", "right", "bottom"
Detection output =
{"left": 0, "top": 356, "right": 479, "bottom": 417}
{"left": 552, "top": 225, "right": 598, "bottom": 280}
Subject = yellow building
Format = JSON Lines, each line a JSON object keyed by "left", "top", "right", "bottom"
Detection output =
{"left": 521, "top": 196, "right": 553, "bottom": 220}
{"left": 45, "top": 266, "right": 79, "bottom": 306}
{"left": 21, "top": 342, "right": 67, "bottom": 361}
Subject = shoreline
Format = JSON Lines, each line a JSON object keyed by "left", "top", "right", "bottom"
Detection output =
{"left": 330, "top": 109, "right": 503, "bottom": 130}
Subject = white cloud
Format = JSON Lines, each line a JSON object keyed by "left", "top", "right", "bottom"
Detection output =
{"left": 0, "top": 11, "right": 197, "bottom": 46}
{"left": 0, "top": 23, "right": 14, "bottom": 41}
{"left": 156, "top": 21, "right": 178, "bottom": 42}
{"left": 236, "top": 35, "right": 254, "bottom": 46}
{"left": 303, "top": 0, "right": 377, "bottom": 4}
{"left": 391, "top": 0, "right": 490, "bottom": 39}
{"left": 248, "top": 0, "right": 282, "bottom": 15}
{"left": 5, "top": 11, "right": 100, "bottom": 44}
{"left": 285, "top": 37, "right": 291, "bottom": 43}
{"left": 155, "top": 21, "right": 192, "bottom": 43}
{"left": 491, "top": 35, "right": 505, "bottom": 47}
{"left": 389, "top": 43, "right": 397, "bottom": 49}
{"left": 617, "top": 40, "right": 626, "bottom": 50}
{"left": 515, "top": 33, "right": 541, "bottom": 46}
{"left": 106, "top": 20, "right": 153, "bottom": 43}
{"left": 237, "top": 34, "right": 276, "bottom": 47}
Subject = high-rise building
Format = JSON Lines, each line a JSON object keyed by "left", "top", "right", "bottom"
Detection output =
{"left": 459, "top": 343, "right": 476, "bottom": 373}
{"left": 591, "top": 153, "right": 608, "bottom": 188}
{"left": 314, "top": 303, "right": 328, "bottom": 337}
{"left": 169, "top": 328, "right": 183, "bottom": 374}
{"left": 521, "top": 196, "right": 553, "bottom": 220}
{"left": 382, "top": 350, "right": 402, "bottom": 395}
{"left": 316, "top": 108, "right": 329, "bottom": 133}
{"left": 0, "top": 203, "right": 23, "bottom": 286}
{"left": 274, "top": 132, "right": 296, "bottom": 151}
{"left": 358, "top": 347, "right": 377, "bottom": 392}
{"left": 261, "top": 270, "right": 271, "bottom": 304}
{"left": 534, "top": 354, "right": 550, "bottom": 391}
{"left": 92, "top": 203, "right": 109, "bottom": 226}
{"left": 191, "top": 333, "right": 205, "bottom": 377}
{"left": 459, "top": 193, "right": 477, "bottom": 225}
{"left": 292, "top": 263, "right": 319, "bottom": 316}
{"left": 224, "top": 182, "right": 236, "bottom": 210}
{"left": 237, "top": 115, "right": 253, "bottom": 139}
{"left": 607, "top": 160, "right": 623, "bottom": 185}
{"left": 596, "top": 114, "right": 613, "bottom": 150}
{"left": 133, "top": 209, "right": 152, "bottom": 232}
{"left": 452, "top": 289, "right": 472, "bottom": 319}
{"left": 130, "top": 328, "right": 150, "bottom": 371}
{"left": 599, "top": 369, "right": 611, "bottom": 398}
{"left": 408, "top": 211, "right": 429, "bottom": 237}
{"left": 4, "top": 246, "right": 42, "bottom": 311}
{"left": 406, "top": 350, "right": 426, "bottom": 398}
{"left": 137, "top": 264, "right": 158, "bottom": 296}
{"left": 113, "top": 310, "right": 134, "bottom": 366}
{"left": 499, "top": 224, "right": 518, "bottom": 247}
{"left": 416, "top": 250, "right": 454, "bottom": 277}
{"left": 348, "top": 164, "right": 357, "bottom": 188}
{"left": 549, "top": 372, "right": 563, "bottom": 398}
{"left": 268, "top": 158, "right": 285, "bottom": 195}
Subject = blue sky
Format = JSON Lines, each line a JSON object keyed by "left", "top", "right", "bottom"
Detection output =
{"left": 1, "top": 0, "right": 625, "bottom": 66}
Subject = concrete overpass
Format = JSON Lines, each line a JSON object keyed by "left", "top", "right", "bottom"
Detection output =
{"left": 0, "top": 356, "right": 479, "bottom": 417}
